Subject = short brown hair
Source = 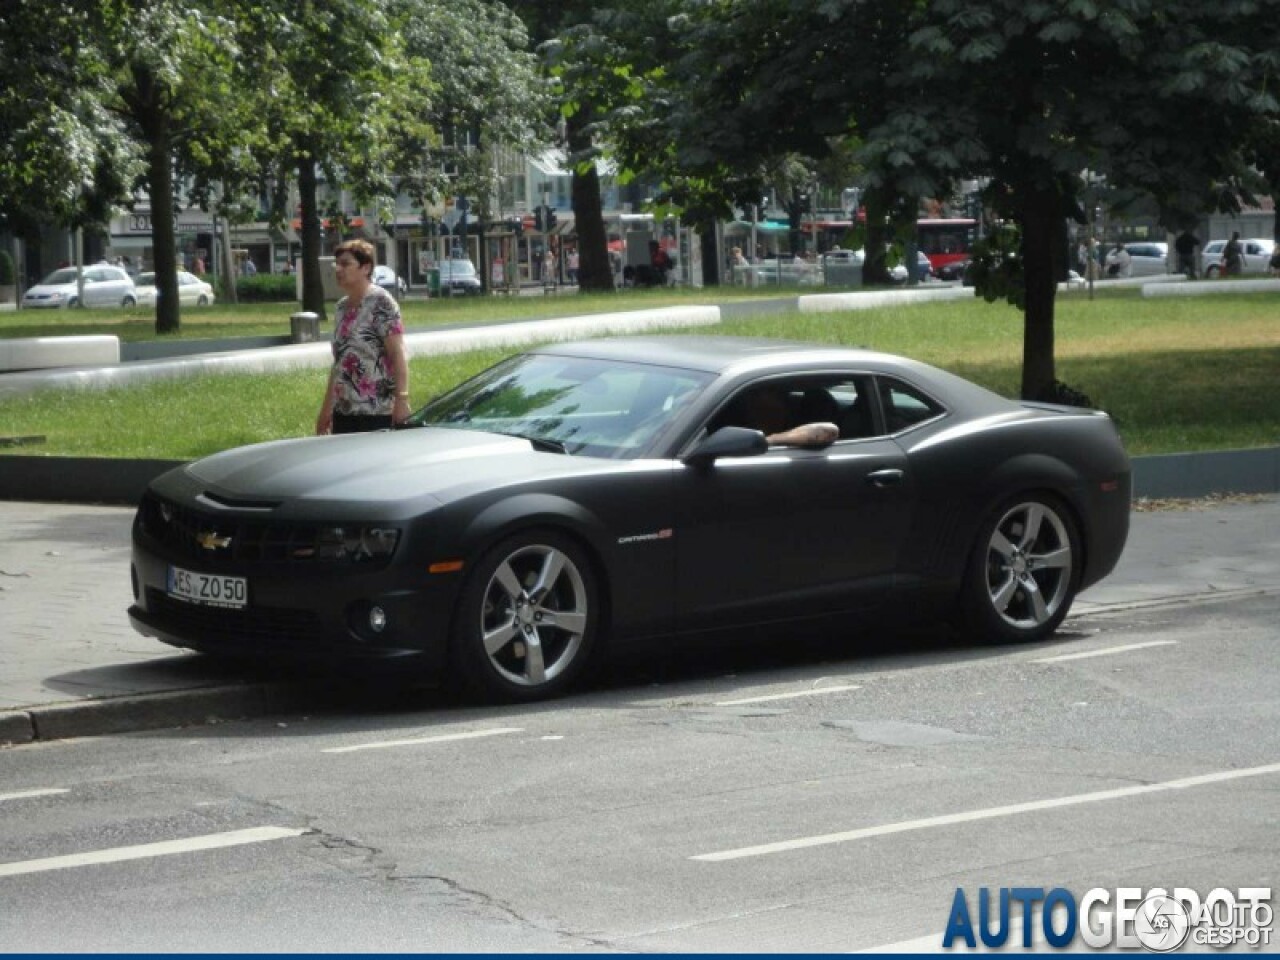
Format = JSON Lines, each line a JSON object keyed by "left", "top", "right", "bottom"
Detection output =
{"left": 334, "top": 239, "right": 376, "bottom": 270}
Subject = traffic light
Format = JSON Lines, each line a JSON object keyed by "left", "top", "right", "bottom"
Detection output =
{"left": 545, "top": 206, "right": 557, "bottom": 231}
{"left": 534, "top": 206, "right": 546, "bottom": 232}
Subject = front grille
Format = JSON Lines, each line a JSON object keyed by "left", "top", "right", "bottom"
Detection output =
{"left": 138, "top": 492, "right": 392, "bottom": 569}
{"left": 146, "top": 589, "right": 322, "bottom": 648}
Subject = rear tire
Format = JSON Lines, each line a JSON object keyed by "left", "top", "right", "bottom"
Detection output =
{"left": 959, "top": 493, "right": 1081, "bottom": 644}
{"left": 451, "top": 529, "right": 600, "bottom": 702}
{"left": 122, "top": 295, "right": 136, "bottom": 307}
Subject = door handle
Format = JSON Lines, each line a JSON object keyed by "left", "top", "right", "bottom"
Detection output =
{"left": 865, "top": 468, "right": 904, "bottom": 487}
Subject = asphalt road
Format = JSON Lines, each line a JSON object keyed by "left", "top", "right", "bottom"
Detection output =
{"left": 2, "top": 590, "right": 1276, "bottom": 952}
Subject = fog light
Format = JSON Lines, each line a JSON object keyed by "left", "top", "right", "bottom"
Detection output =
{"left": 368, "top": 606, "right": 388, "bottom": 633}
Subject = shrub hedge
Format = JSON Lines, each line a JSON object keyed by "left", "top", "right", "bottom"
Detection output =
{"left": 201, "top": 273, "right": 297, "bottom": 302}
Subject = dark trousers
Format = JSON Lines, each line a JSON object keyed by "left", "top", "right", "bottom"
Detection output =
{"left": 332, "top": 413, "right": 393, "bottom": 434}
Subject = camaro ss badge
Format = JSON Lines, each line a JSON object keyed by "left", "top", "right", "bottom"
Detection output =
{"left": 617, "top": 528, "right": 674, "bottom": 546}
{"left": 196, "top": 531, "right": 233, "bottom": 551}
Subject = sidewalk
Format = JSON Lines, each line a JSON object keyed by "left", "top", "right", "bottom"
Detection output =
{"left": 2, "top": 496, "right": 1277, "bottom": 745}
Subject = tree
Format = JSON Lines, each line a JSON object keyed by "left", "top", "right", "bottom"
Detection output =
{"left": 242, "top": 0, "right": 433, "bottom": 323}
{"left": 100, "top": 2, "right": 252, "bottom": 333}
{"left": 603, "top": 0, "right": 1280, "bottom": 399}
{"left": 2, "top": 1, "right": 262, "bottom": 333}
{"left": 510, "top": 0, "right": 632, "bottom": 292}
{"left": 904, "top": 0, "right": 1279, "bottom": 398}
{"left": 595, "top": 0, "right": 932, "bottom": 285}
{"left": 0, "top": 1, "right": 138, "bottom": 270}
{"left": 392, "top": 0, "right": 548, "bottom": 289}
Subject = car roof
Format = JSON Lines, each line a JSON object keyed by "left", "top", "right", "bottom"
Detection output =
{"left": 536, "top": 335, "right": 946, "bottom": 379}
{"left": 533, "top": 336, "right": 1012, "bottom": 413}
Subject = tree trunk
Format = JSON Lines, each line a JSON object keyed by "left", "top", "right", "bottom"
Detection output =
{"left": 566, "top": 113, "right": 614, "bottom": 293}
{"left": 297, "top": 144, "right": 327, "bottom": 324}
{"left": 861, "top": 185, "right": 893, "bottom": 285}
{"left": 132, "top": 64, "right": 180, "bottom": 335}
{"left": 700, "top": 221, "right": 720, "bottom": 286}
{"left": 1019, "top": 185, "right": 1061, "bottom": 400}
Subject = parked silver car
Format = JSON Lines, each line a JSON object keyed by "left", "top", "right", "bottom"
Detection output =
{"left": 372, "top": 265, "right": 407, "bottom": 298}
{"left": 1201, "top": 237, "right": 1276, "bottom": 277}
{"left": 22, "top": 264, "right": 137, "bottom": 309}
{"left": 437, "top": 258, "right": 482, "bottom": 295}
{"left": 134, "top": 270, "right": 216, "bottom": 307}
{"left": 1122, "top": 241, "right": 1169, "bottom": 276}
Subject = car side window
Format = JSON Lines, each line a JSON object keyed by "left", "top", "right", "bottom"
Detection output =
{"left": 877, "top": 377, "right": 945, "bottom": 434}
{"left": 708, "top": 375, "right": 880, "bottom": 442}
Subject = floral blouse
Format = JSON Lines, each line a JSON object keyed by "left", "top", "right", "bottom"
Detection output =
{"left": 330, "top": 284, "right": 405, "bottom": 416}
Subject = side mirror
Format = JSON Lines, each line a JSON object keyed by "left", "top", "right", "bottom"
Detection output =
{"left": 682, "top": 426, "right": 769, "bottom": 466}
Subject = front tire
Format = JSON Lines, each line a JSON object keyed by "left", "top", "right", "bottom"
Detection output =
{"left": 451, "top": 530, "right": 600, "bottom": 702}
{"left": 959, "top": 494, "right": 1081, "bottom": 644}
{"left": 122, "top": 294, "right": 136, "bottom": 307}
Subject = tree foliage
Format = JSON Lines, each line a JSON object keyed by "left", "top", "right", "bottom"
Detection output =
{"left": 393, "top": 0, "right": 548, "bottom": 218}
{"left": 0, "top": 2, "right": 138, "bottom": 237}
{"left": 593, "top": 0, "right": 1280, "bottom": 398}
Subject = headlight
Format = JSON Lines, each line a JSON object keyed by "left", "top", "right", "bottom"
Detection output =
{"left": 313, "top": 525, "right": 401, "bottom": 562}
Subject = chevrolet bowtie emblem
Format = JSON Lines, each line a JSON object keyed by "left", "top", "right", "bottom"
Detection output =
{"left": 196, "top": 531, "right": 233, "bottom": 550}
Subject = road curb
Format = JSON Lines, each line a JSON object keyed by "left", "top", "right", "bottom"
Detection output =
{"left": 1, "top": 682, "right": 316, "bottom": 745}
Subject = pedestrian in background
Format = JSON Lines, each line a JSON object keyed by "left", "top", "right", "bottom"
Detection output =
{"left": 1174, "top": 230, "right": 1200, "bottom": 278}
{"left": 1223, "top": 232, "right": 1243, "bottom": 276}
{"left": 1105, "top": 241, "right": 1132, "bottom": 278}
{"left": 316, "top": 239, "right": 410, "bottom": 435}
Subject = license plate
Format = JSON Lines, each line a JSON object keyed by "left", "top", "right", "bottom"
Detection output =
{"left": 167, "top": 566, "right": 248, "bottom": 609}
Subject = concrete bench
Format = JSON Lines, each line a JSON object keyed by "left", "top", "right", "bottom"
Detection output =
{"left": 0, "top": 335, "right": 121, "bottom": 372}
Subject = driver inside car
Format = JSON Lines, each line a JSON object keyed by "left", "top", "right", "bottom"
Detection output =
{"left": 736, "top": 385, "right": 839, "bottom": 447}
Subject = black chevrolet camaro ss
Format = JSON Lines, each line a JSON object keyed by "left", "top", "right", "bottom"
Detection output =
{"left": 129, "top": 336, "right": 1131, "bottom": 701}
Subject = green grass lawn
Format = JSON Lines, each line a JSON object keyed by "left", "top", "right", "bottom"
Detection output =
{"left": 0, "top": 286, "right": 784, "bottom": 342}
{"left": 1, "top": 287, "right": 1276, "bottom": 459}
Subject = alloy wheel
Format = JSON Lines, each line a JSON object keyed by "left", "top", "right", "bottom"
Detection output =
{"left": 478, "top": 542, "right": 590, "bottom": 688}
{"left": 983, "top": 499, "right": 1074, "bottom": 630}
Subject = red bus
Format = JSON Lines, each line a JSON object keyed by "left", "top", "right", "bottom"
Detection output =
{"left": 805, "top": 216, "right": 976, "bottom": 272}
{"left": 917, "top": 218, "right": 977, "bottom": 272}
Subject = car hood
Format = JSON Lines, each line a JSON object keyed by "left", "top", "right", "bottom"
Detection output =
{"left": 25, "top": 283, "right": 76, "bottom": 296}
{"left": 177, "top": 427, "right": 607, "bottom": 505}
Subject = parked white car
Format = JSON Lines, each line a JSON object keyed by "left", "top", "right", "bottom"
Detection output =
{"left": 22, "top": 264, "right": 137, "bottom": 309}
{"left": 133, "top": 270, "right": 216, "bottom": 307}
{"left": 372, "top": 265, "right": 407, "bottom": 298}
{"left": 1122, "top": 241, "right": 1169, "bottom": 276}
{"left": 747, "top": 257, "right": 821, "bottom": 286}
{"left": 1201, "top": 237, "right": 1275, "bottom": 277}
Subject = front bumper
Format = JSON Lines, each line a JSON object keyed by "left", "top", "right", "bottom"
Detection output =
{"left": 129, "top": 539, "right": 458, "bottom": 673}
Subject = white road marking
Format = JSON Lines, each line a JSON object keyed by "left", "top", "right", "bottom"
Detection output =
{"left": 715, "top": 684, "right": 862, "bottom": 706}
{"left": 0, "top": 826, "right": 308, "bottom": 879}
{"left": 321, "top": 726, "right": 524, "bottom": 754}
{"left": 691, "top": 761, "right": 1280, "bottom": 862}
{"left": 862, "top": 917, "right": 1039, "bottom": 953}
{"left": 0, "top": 788, "right": 69, "bottom": 804}
{"left": 1031, "top": 640, "right": 1178, "bottom": 663}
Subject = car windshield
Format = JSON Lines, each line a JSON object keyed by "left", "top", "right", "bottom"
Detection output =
{"left": 40, "top": 268, "right": 79, "bottom": 285}
{"left": 136, "top": 273, "right": 156, "bottom": 285}
{"left": 441, "top": 260, "right": 476, "bottom": 278}
{"left": 407, "top": 353, "right": 712, "bottom": 459}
